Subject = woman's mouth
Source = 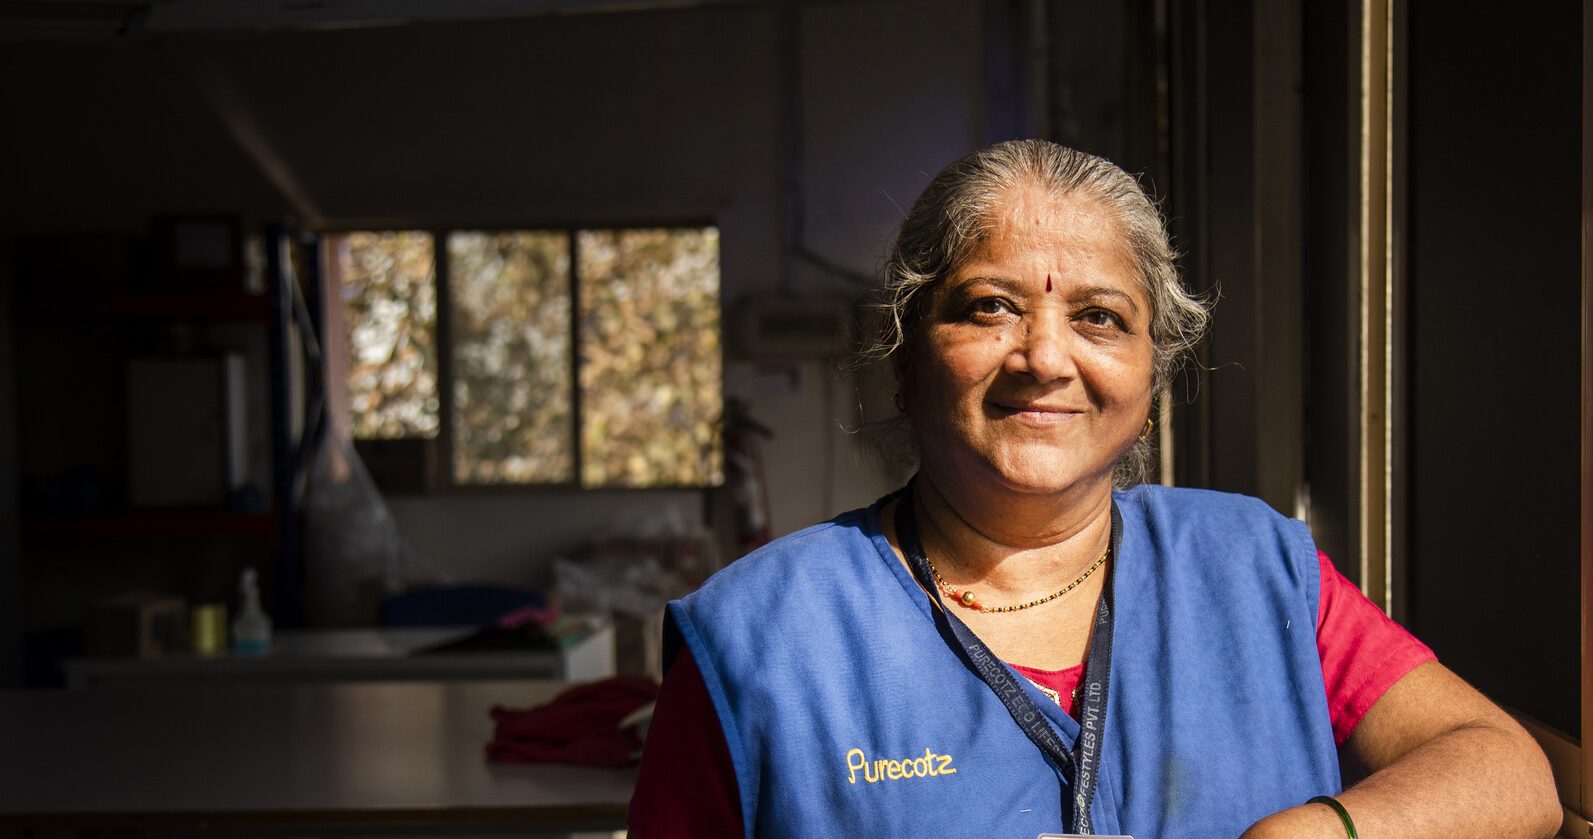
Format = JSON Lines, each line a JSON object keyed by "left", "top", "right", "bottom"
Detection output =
{"left": 989, "top": 401, "right": 1085, "bottom": 425}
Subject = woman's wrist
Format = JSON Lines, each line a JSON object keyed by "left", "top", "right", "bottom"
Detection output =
{"left": 1238, "top": 802, "right": 1353, "bottom": 839}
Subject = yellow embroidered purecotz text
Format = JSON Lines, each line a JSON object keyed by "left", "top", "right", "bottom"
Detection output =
{"left": 844, "top": 747, "right": 957, "bottom": 784}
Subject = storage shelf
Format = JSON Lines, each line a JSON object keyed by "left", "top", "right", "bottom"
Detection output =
{"left": 16, "top": 292, "right": 271, "bottom": 322}
{"left": 22, "top": 510, "right": 280, "bottom": 541}
{"left": 15, "top": 226, "right": 317, "bottom": 634}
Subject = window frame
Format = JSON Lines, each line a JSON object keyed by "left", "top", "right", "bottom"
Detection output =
{"left": 321, "top": 218, "right": 725, "bottom": 495}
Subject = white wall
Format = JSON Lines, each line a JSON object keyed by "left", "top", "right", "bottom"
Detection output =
{"left": 2, "top": 0, "right": 990, "bottom": 598}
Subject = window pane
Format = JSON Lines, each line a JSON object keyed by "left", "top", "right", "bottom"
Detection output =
{"left": 330, "top": 231, "right": 438, "bottom": 439}
{"left": 447, "top": 231, "right": 574, "bottom": 484}
{"left": 577, "top": 227, "right": 723, "bottom": 487}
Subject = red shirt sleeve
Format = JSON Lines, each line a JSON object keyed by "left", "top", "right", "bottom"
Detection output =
{"left": 1315, "top": 550, "right": 1437, "bottom": 745}
{"left": 628, "top": 647, "right": 743, "bottom": 838}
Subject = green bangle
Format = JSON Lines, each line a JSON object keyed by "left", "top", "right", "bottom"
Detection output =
{"left": 1307, "top": 795, "right": 1358, "bottom": 839}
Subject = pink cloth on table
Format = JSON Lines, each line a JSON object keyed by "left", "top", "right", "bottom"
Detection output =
{"left": 486, "top": 676, "right": 658, "bottom": 767}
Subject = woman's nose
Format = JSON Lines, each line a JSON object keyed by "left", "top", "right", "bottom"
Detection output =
{"left": 1006, "top": 314, "right": 1077, "bottom": 382}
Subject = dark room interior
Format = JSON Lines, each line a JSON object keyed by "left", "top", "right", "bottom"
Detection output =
{"left": 0, "top": 0, "right": 1587, "bottom": 835}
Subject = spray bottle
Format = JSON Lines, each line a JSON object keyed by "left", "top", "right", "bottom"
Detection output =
{"left": 232, "top": 567, "right": 273, "bottom": 655}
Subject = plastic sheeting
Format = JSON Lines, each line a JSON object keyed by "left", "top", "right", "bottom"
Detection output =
{"left": 302, "top": 431, "right": 443, "bottom": 626}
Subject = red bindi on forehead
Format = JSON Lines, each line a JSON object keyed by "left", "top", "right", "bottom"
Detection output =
{"left": 1046, "top": 274, "right": 1053, "bottom": 293}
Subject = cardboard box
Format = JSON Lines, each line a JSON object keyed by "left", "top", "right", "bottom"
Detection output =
{"left": 85, "top": 594, "right": 190, "bottom": 658}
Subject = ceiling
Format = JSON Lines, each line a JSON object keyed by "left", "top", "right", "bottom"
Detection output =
{"left": 0, "top": 0, "right": 764, "bottom": 40}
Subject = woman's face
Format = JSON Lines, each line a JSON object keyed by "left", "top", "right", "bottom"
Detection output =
{"left": 902, "top": 185, "right": 1155, "bottom": 499}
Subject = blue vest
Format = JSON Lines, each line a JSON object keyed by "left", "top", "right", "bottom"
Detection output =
{"left": 667, "top": 485, "right": 1341, "bottom": 838}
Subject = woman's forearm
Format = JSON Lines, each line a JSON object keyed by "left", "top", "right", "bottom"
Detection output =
{"left": 1328, "top": 717, "right": 1559, "bottom": 837}
{"left": 1243, "top": 721, "right": 1560, "bottom": 837}
{"left": 1244, "top": 663, "right": 1561, "bottom": 839}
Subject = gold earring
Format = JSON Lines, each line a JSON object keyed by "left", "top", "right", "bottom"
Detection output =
{"left": 1137, "top": 417, "right": 1155, "bottom": 443}
{"left": 894, "top": 392, "right": 907, "bottom": 413}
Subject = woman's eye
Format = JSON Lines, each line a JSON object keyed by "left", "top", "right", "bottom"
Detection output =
{"left": 968, "top": 298, "right": 1013, "bottom": 318}
{"left": 1077, "top": 308, "right": 1124, "bottom": 330}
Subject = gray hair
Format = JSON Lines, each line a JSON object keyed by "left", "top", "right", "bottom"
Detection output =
{"left": 849, "top": 139, "right": 1210, "bottom": 487}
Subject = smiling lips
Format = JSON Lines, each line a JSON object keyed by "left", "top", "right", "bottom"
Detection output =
{"left": 990, "top": 401, "right": 1086, "bottom": 425}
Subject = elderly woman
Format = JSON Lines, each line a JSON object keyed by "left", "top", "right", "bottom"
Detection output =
{"left": 629, "top": 140, "right": 1559, "bottom": 837}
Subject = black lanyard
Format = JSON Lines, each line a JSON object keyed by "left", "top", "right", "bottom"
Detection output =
{"left": 894, "top": 485, "right": 1117, "bottom": 834}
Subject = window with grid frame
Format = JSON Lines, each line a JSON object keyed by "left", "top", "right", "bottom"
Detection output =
{"left": 327, "top": 226, "right": 723, "bottom": 489}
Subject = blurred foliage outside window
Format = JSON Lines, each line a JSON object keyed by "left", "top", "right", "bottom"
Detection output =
{"left": 331, "top": 231, "right": 439, "bottom": 439}
{"left": 328, "top": 227, "right": 723, "bottom": 489}
{"left": 448, "top": 231, "right": 574, "bottom": 485}
{"left": 579, "top": 229, "right": 722, "bottom": 488}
